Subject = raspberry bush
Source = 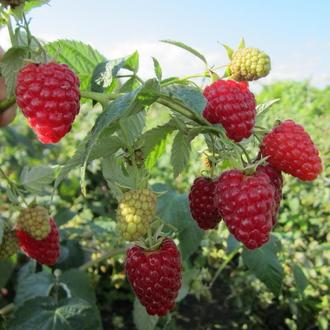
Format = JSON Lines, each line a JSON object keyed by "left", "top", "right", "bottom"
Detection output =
{"left": 0, "top": 2, "right": 328, "bottom": 330}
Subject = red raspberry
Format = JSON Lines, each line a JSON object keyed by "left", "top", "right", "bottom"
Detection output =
{"left": 203, "top": 80, "right": 256, "bottom": 142}
{"left": 16, "top": 218, "right": 60, "bottom": 266}
{"left": 260, "top": 120, "right": 322, "bottom": 181}
{"left": 215, "top": 169, "right": 275, "bottom": 249}
{"left": 188, "top": 177, "right": 222, "bottom": 229}
{"left": 15, "top": 62, "right": 80, "bottom": 144}
{"left": 125, "top": 238, "right": 182, "bottom": 316}
{"left": 256, "top": 165, "right": 283, "bottom": 226}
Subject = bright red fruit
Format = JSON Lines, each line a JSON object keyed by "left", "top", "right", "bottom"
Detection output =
{"left": 188, "top": 177, "right": 222, "bottom": 230}
{"left": 215, "top": 169, "right": 275, "bottom": 249}
{"left": 15, "top": 62, "right": 80, "bottom": 144}
{"left": 16, "top": 218, "right": 60, "bottom": 266}
{"left": 125, "top": 238, "right": 182, "bottom": 316}
{"left": 203, "top": 80, "right": 256, "bottom": 142}
{"left": 260, "top": 120, "right": 322, "bottom": 181}
{"left": 256, "top": 164, "right": 283, "bottom": 226}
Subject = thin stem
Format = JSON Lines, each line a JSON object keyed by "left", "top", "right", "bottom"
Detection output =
{"left": 0, "top": 303, "right": 14, "bottom": 316}
{"left": 208, "top": 246, "right": 241, "bottom": 289}
{"left": 79, "top": 247, "right": 125, "bottom": 271}
{"left": 7, "top": 16, "right": 16, "bottom": 46}
{"left": 80, "top": 90, "right": 121, "bottom": 106}
{"left": 22, "top": 13, "right": 32, "bottom": 58}
{"left": 0, "top": 96, "right": 16, "bottom": 113}
{"left": 236, "top": 143, "right": 251, "bottom": 164}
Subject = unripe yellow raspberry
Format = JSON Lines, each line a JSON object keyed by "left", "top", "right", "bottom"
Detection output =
{"left": 0, "top": 229, "right": 19, "bottom": 260}
{"left": 229, "top": 48, "right": 271, "bottom": 81}
{"left": 16, "top": 206, "right": 51, "bottom": 240}
{"left": 117, "top": 189, "right": 157, "bottom": 241}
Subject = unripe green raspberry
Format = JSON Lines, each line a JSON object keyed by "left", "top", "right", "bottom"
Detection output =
{"left": 117, "top": 189, "right": 157, "bottom": 241}
{"left": 229, "top": 48, "right": 271, "bottom": 81}
{"left": 17, "top": 206, "right": 51, "bottom": 240}
{"left": 0, "top": 229, "right": 19, "bottom": 260}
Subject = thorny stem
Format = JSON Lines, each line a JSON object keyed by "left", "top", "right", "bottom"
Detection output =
{"left": 208, "top": 246, "right": 241, "bottom": 289}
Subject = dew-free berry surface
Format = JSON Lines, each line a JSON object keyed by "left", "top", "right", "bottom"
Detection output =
{"left": 256, "top": 164, "right": 283, "bottom": 226}
{"left": 215, "top": 169, "right": 275, "bottom": 249}
{"left": 260, "top": 120, "right": 322, "bottom": 181}
{"left": 125, "top": 238, "right": 182, "bottom": 316}
{"left": 188, "top": 176, "right": 222, "bottom": 230}
{"left": 16, "top": 218, "right": 60, "bottom": 266}
{"left": 203, "top": 80, "right": 256, "bottom": 142}
{"left": 16, "top": 62, "right": 80, "bottom": 144}
{"left": 230, "top": 48, "right": 271, "bottom": 81}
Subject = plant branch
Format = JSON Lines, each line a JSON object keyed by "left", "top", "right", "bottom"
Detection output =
{"left": 0, "top": 303, "right": 14, "bottom": 316}
{"left": 79, "top": 247, "right": 126, "bottom": 271}
{"left": 0, "top": 96, "right": 16, "bottom": 113}
{"left": 208, "top": 246, "right": 241, "bottom": 289}
{"left": 80, "top": 90, "right": 121, "bottom": 106}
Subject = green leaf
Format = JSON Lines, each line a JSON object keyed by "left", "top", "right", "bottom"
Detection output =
{"left": 145, "top": 135, "right": 168, "bottom": 169}
{"left": 133, "top": 298, "right": 158, "bottom": 330}
{"left": 237, "top": 37, "right": 246, "bottom": 49}
{"left": 0, "top": 46, "right": 28, "bottom": 95}
{"left": 141, "top": 121, "right": 177, "bottom": 157}
{"left": 55, "top": 208, "right": 76, "bottom": 227}
{"left": 20, "top": 165, "right": 57, "bottom": 194}
{"left": 60, "top": 270, "right": 96, "bottom": 304}
{"left": 292, "top": 264, "right": 308, "bottom": 294}
{"left": 155, "top": 186, "right": 204, "bottom": 260}
{"left": 160, "top": 39, "right": 207, "bottom": 65}
{"left": 119, "top": 77, "right": 141, "bottom": 93}
{"left": 91, "top": 51, "right": 139, "bottom": 93}
{"left": 15, "top": 272, "right": 54, "bottom": 306}
{"left": 256, "top": 99, "right": 280, "bottom": 117}
{"left": 242, "top": 236, "right": 284, "bottom": 296}
{"left": 222, "top": 44, "right": 234, "bottom": 60}
{"left": 23, "top": 0, "right": 50, "bottom": 12}
{"left": 54, "top": 127, "right": 122, "bottom": 189}
{"left": 152, "top": 57, "right": 162, "bottom": 81}
{"left": 162, "top": 84, "right": 206, "bottom": 116}
{"left": 171, "top": 131, "right": 191, "bottom": 178}
{"left": 118, "top": 111, "right": 146, "bottom": 146}
{"left": 44, "top": 40, "right": 106, "bottom": 91}
{"left": 9, "top": 297, "right": 102, "bottom": 330}
{"left": 0, "top": 221, "right": 4, "bottom": 245}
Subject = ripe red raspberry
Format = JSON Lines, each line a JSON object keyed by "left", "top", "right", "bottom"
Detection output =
{"left": 16, "top": 218, "right": 60, "bottom": 266}
{"left": 188, "top": 177, "right": 222, "bottom": 230}
{"left": 203, "top": 80, "right": 256, "bottom": 142}
{"left": 215, "top": 169, "right": 275, "bottom": 249}
{"left": 256, "top": 165, "right": 283, "bottom": 226}
{"left": 260, "top": 120, "right": 322, "bottom": 181}
{"left": 15, "top": 62, "right": 80, "bottom": 144}
{"left": 125, "top": 238, "right": 182, "bottom": 316}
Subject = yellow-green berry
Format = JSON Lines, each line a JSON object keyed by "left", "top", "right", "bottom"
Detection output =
{"left": 229, "top": 48, "right": 271, "bottom": 81}
{"left": 17, "top": 206, "right": 51, "bottom": 240}
{"left": 117, "top": 189, "right": 157, "bottom": 241}
{"left": 0, "top": 229, "right": 19, "bottom": 260}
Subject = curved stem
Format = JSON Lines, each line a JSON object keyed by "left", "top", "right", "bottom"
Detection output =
{"left": 0, "top": 96, "right": 16, "bottom": 113}
{"left": 80, "top": 90, "right": 121, "bottom": 106}
{"left": 0, "top": 303, "right": 14, "bottom": 316}
{"left": 79, "top": 247, "right": 125, "bottom": 271}
{"left": 236, "top": 143, "right": 251, "bottom": 164}
{"left": 208, "top": 246, "right": 241, "bottom": 289}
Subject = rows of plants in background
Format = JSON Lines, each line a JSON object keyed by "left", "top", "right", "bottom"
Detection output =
{"left": 0, "top": 1, "right": 329, "bottom": 330}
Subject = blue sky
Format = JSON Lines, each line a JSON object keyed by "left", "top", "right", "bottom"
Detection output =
{"left": 2, "top": 0, "right": 330, "bottom": 86}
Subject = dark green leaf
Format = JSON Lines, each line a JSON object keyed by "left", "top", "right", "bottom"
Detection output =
{"left": 152, "top": 57, "right": 162, "bottom": 81}
{"left": 60, "top": 270, "right": 96, "bottom": 304}
{"left": 9, "top": 297, "right": 102, "bottom": 330}
{"left": 162, "top": 84, "right": 206, "bottom": 116}
{"left": 156, "top": 186, "right": 203, "bottom": 260}
{"left": 242, "top": 236, "right": 284, "bottom": 296}
{"left": 171, "top": 131, "right": 191, "bottom": 178}
{"left": 161, "top": 40, "right": 207, "bottom": 65}
{"left": 133, "top": 298, "right": 158, "bottom": 330}
{"left": 15, "top": 272, "right": 54, "bottom": 305}
{"left": 0, "top": 46, "right": 28, "bottom": 95}
{"left": 292, "top": 264, "right": 308, "bottom": 294}
{"left": 0, "top": 260, "right": 15, "bottom": 288}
